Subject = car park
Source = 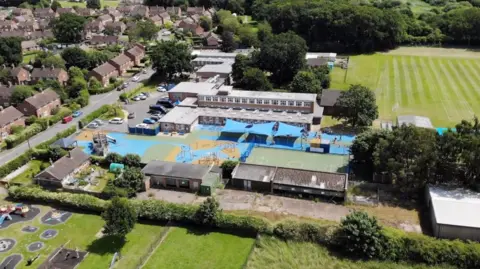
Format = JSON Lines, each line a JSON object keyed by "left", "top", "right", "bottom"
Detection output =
{"left": 72, "top": 111, "right": 83, "bottom": 117}
{"left": 150, "top": 115, "right": 162, "bottom": 121}
{"left": 132, "top": 96, "right": 142, "bottom": 101}
{"left": 143, "top": 118, "right": 156, "bottom": 124}
{"left": 139, "top": 95, "right": 147, "bottom": 100}
{"left": 142, "top": 92, "right": 150, "bottom": 97}
{"left": 156, "top": 99, "right": 175, "bottom": 108}
{"left": 149, "top": 104, "right": 169, "bottom": 114}
{"left": 156, "top": 86, "right": 166, "bottom": 92}
{"left": 109, "top": 117, "right": 124, "bottom": 124}
{"left": 87, "top": 122, "right": 99, "bottom": 129}
{"left": 128, "top": 112, "right": 135, "bottom": 119}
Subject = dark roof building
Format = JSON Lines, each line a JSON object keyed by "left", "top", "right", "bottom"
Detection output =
{"left": 21, "top": 89, "right": 59, "bottom": 109}
{"left": 89, "top": 35, "right": 119, "bottom": 45}
{"left": 31, "top": 66, "right": 68, "bottom": 84}
{"left": 142, "top": 160, "right": 212, "bottom": 180}
{"left": 320, "top": 89, "right": 342, "bottom": 116}
{"left": 35, "top": 148, "right": 90, "bottom": 185}
{"left": 0, "top": 106, "right": 24, "bottom": 128}
{"left": 0, "top": 85, "right": 16, "bottom": 106}
{"left": 57, "top": 8, "right": 76, "bottom": 15}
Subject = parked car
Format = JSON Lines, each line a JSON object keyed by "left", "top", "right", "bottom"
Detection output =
{"left": 109, "top": 117, "right": 124, "bottom": 124}
{"left": 142, "top": 69, "right": 147, "bottom": 74}
{"left": 62, "top": 115, "right": 73, "bottom": 124}
{"left": 139, "top": 95, "right": 147, "bottom": 100}
{"left": 149, "top": 104, "right": 169, "bottom": 114}
{"left": 94, "top": 119, "right": 104, "bottom": 125}
{"left": 150, "top": 115, "right": 162, "bottom": 121}
{"left": 142, "top": 92, "right": 150, "bottom": 97}
{"left": 72, "top": 111, "right": 83, "bottom": 117}
{"left": 128, "top": 112, "right": 135, "bottom": 119}
{"left": 132, "top": 76, "right": 140, "bottom": 82}
{"left": 143, "top": 118, "right": 156, "bottom": 124}
{"left": 136, "top": 123, "right": 148, "bottom": 128}
{"left": 87, "top": 122, "right": 99, "bottom": 129}
{"left": 156, "top": 99, "right": 175, "bottom": 108}
{"left": 132, "top": 96, "right": 142, "bottom": 101}
{"left": 156, "top": 86, "right": 166, "bottom": 92}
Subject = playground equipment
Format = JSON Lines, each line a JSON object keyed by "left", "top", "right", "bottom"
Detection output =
{"left": 309, "top": 137, "right": 330, "bottom": 153}
{"left": 198, "top": 152, "right": 220, "bottom": 165}
{"left": 0, "top": 214, "right": 12, "bottom": 225}
{"left": 92, "top": 133, "right": 114, "bottom": 156}
{"left": 0, "top": 204, "right": 28, "bottom": 225}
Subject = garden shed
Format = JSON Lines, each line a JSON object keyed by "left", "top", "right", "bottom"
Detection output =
{"left": 109, "top": 163, "right": 124, "bottom": 172}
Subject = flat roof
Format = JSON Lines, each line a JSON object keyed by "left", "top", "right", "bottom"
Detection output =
{"left": 158, "top": 106, "right": 199, "bottom": 125}
{"left": 201, "top": 88, "right": 317, "bottom": 102}
{"left": 306, "top": 52, "right": 337, "bottom": 59}
{"left": 178, "top": 97, "right": 198, "bottom": 107}
{"left": 398, "top": 115, "right": 434, "bottom": 129}
{"left": 232, "top": 163, "right": 276, "bottom": 182}
{"left": 196, "top": 64, "right": 232, "bottom": 74}
{"left": 168, "top": 82, "right": 216, "bottom": 94}
{"left": 142, "top": 160, "right": 211, "bottom": 180}
{"left": 428, "top": 185, "right": 480, "bottom": 229}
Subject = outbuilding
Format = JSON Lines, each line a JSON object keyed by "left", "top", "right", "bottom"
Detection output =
{"left": 426, "top": 185, "right": 480, "bottom": 241}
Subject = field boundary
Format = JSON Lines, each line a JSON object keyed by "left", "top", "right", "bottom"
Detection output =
{"left": 242, "top": 234, "right": 261, "bottom": 269}
{"left": 135, "top": 222, "right": 172, "bottom": 269}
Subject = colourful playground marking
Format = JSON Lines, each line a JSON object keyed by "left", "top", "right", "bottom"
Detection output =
{"left": 76, "top": 130, "right": 108, "bottom": 142}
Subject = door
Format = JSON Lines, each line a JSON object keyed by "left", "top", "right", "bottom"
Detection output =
{"left": 193, "top": 181, "right": 199, "bottom": 190}
{"left": 243, "top": 180, "right": 251, "bottom": 191}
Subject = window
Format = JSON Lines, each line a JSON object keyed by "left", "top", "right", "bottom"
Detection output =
{"left": 280, "top": 100, "right": 287, "bottom": 106}
{"left": 249, "top": 98, "right": 255, "bottom": 104}
{"left": 221, "top": 97, "right": 226, "bottom": 102}
{"left": 206, "top": 97, "right": 211, "bottom": 101}
{"left": 235, "top": 98, "right": 240, "bottom": 103}
{"left": 212, "top": 97, "right": 218, "bottom": 102}
{"left": 264, "top": 100, "right": 270, "bottom": 105}
{"left": 296, "top": 101, "right": 303, "bottom": 107}
{"left": 272, "top": 100, "right": 278, "bottom": 105}
{"left": 227, "top": 98, "right": 233, "bottom": 102}
{"left": 289, "top": 101, "right": 295, "bottom": 106}
{"left": 304, "top": 102, "right": 311, "bottom": 107}
{"left": 255, "top": 99, "right": 261, "bottom": 104}
{"left": 241, "top": 98, "right": 247, "bottom": 103}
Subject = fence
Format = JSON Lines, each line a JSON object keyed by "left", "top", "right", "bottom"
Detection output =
{"left": 128, "top": 125, "right": 160, "bottom": 136}
{"left": 129, "top": 222, "right": 171, "bottom": 269}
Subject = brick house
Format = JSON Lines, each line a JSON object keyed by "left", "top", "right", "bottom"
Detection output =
{"left": 159, "top": 12, "right": 171, "bottom": 24}
{"left": 97, "top": 14, "right": 113, "bottom": 24}
{"left": 57, "top": 8, "right": 76, "bottom": 15}
{"left": 76, "top": 8, "right": 95, "bottom": 17}
{"left": 150, "top": 15, "right": 163, "bottom": 26}
{"left": 17, "top": 21, "right": 39, "bottom": 32}
{"left": 31, "top": 67, "right": 69, "bottom": 85}
{"left": 17, "top": 89, "right": 61, "bottom": 117}
{"left": 84, "top": 20, "right": 105, "bottom": 34}
{"left": 149, "top": 6, "right": 165, "bottom": 16}
{"left": 131, "top": 5, "right": 149, "bottom": 17}
{"left": 88, "top": 62, "right": 118, "bottom": 87}
{"left": 116, "top": 6, "right": 134, "bottom": 15}
{"left": 12, "top": 8, "right": 33, "bottom": 17}
{"left": 179, "top": 18, "right": 204, "bottom": 35}
{"left": 37, "top": 19, "right": 51, "bottom": 31}
{"left": 109, "top": 10, "right": 123, "bottom": 21}
{"left": 0, "top": 30, "right": 29, "bottom": 39}
{"left": 21, "top": 40, "right": 39, "bottom": 52}
{"left": 187, "top": 7, "right": 205, "bottom": 16}
{"left": 203, "top": 32, "right": 221, "bottom": 47}
{"left": 89, "top": 35, "right": 119, "bottom": 47}
{"left": 35, "top": 148, "right": 90, "bottom": 188}
{"left": 104, "top": 22, "right": 126, "bottom": 34}
{"left": 30, "top": 30, "right": 54, "bottom": 40}
{"left": 33, "top": 8, "right": 54, "bottom": 17}
{"left": 2, "top": 65, "right": 30, "bottom": 85}
{"left": 108, "top": 54, "right": 133, "bottom": 76}
{"left": 125, "top": 44, "right": 146, "bottom": 66}
{"left": 0, "top": 106, "right": 25, "bottom": 141}
{"left": 13, "top": 15, "right": 34, "bottom": 23}
{"left": 0, "top": 85, "right": 16, "bottom": 107}
{"left": 0, "top": 21, "right": 17, "bottom": 31}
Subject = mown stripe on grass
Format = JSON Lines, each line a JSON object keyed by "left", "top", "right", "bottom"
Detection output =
{"left": 386, "top": 57, "right": 396, "bottom": 119}
{"left": 376, "top": 61, "right": 390, "bottom": 119}
{"left": 451, "top": 59, "right": 480, "bottom": 107}
{"left": 424, "top": 57, "right": 455, "bottom": 121}
{"left": 400, "top": 56, "right": 414, "bottom": 106}
{"left": 411, "top": 56, "right": 430, "bottom": 105}
{"left": 392, "top": 57, "right": 404, "bottom": 108}
{"left": 464, "top": 60, "right": 480, "bottom": 93}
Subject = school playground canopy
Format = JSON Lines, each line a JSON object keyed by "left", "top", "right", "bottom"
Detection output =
{"left": 221, "top": 119, "right": 306, "bottom": 137}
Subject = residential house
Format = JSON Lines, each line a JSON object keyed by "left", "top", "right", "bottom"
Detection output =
{"left": 126, "top": 21, "right": 136, "bottom": 31}
{"left": 1, "top": 65, "right": 30, "bottom": 85}
{"left": 88, "top": 62, "right": 118, "bottom": 87}
{"left": 150, "top": 15, "right": 163, "bottom": 26}
{"left": 89, "top": 35, "right": 119, "bottom": 47}
{"left": 205, "top": 7, "right": 216, "bottom": 17}
{"left": 0, "top": 10, "right": 10, "bottom": 20}
{"left": 30, "top": 30, "right": 54, "bottom": 40}
{"left": 12, "top": 8, "right": 33, "bottom": 17}
{"left": 187, "top": 7, "right": 205, "bottom": 16}
{"left": 56, "top": 8, "right": 76, "bottom": 15}
{"left": 0, "top": 30, "right": 29, "bottom": 39}
{"left": 0, "top": 21, "right": 17, "bottom": 31}
{"left": 30, "top": 66, "right": 69, "bottom": 85}
{"left": 76, "top": 8, "right": 95, "bottom": 17}
{"left": 189, "top": 14, "right": 201, "bottom": 23}
{"left": 166, "top": 6, "right": 182, "bottom": 17}
{"left": 149, "top": 6, "right": 165, "bottom": 16}
{"left": 109, "top": 10, "right": 123, "bottom": 21}
{"left": 17, "top": 21, "right": 39, "bottom": 32}
{"left": 117, "top": 6, "right": 134, "bottom": 15}
{"left": 97, "top": 14, "right": 113, "bottom": 24}
{"left": 33, "top": 8, "right": 54, "bottom": 18}
{"left": 105, "top": 22, "right": 126, "bottom": 34}
{"left": 34, "top": 148, "right": 90, "bottom": 188}
{"left": 84, "top": 20, "right": 105, "bottom": 34}
{"left": 17, "top": 89, "right": 61, "bottom": 117}
{"left": 13, "top": 15, "right": 33, "bottom": 23}
{"left": 125, "top": 44, "right": 146, "bottom": 66}
{"left": 159, "top": 12, "right": 171, "bottom": 24}
{"left": 37, "top": 20, "right": 51, "bottom": 31}
{"left": 0, "top": 106, "right": 25, "bottom": 141}
{"left": 179, "top": 18, "right": 204, "bottom": 35}
{"left": 131, "top": 5, "right": 149, "bottom": 17}
{"left": 203, "top": 32, "right": 221, "bottom": 47}
{"left": 102, "top": 7, "right": 117, "bottom": 14}
{"left": 21, "top": 40, "right": 39, "bottom": 52}
{"left": 0, "top": 85, "right": 15, "bottom": 107}
{"left": 108, "top": 54, "right": 133, "bottom": 76}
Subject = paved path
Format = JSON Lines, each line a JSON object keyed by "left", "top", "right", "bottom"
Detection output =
{"left": 0, "top": 68, "right": 156, "bottom": 165}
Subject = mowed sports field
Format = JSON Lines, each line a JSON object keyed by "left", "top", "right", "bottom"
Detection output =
{"left": 331, "top": 48, "right": 480, "bottom": 127}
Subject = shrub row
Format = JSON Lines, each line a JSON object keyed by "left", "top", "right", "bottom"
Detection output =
{"left": 0, "top": 126, "right": 77, "bottom": 179}
{"left": 89, "top": 80, "right": 123, "bottom": 95}
{"left": 79, "top": 104, "right": 111, "bottom": 127}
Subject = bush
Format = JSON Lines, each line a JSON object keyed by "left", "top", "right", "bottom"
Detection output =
{"left": 79, "top": 104, "right": 110, "bottom": 126}
{"left": 101, "top": 180, "right": 129, "bottom": 199}
{"left": 119, "top": 93, "right": 127, "bottom": 102}
{"left": 102, "top": 197, "right": 137, "bottom": 237}
{"left": 194, "top": 197, "right": 221, "bottom": 225}
{"left": 220, "top": 160, "right": 238, "bottom": 178}
{"left": 105, "top": 152, "right": 123, "bottom": 164}
{"left": 25, "top": 115, "right": 37, "bottom": 125}
{"left": 123, "top": 153, "right": 141, "bottom": 167}
{"left": 5, "top": 123, "right": 43, "bottom": 149}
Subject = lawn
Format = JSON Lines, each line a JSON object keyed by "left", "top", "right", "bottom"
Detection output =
{"left": 331, "top": 52, "right": 480, "bottom": 127}
{"left": 246, "top": 236, "right": 455, "bottom": 269}
{"left": 22, "top": 51, "right": 41, "bottom": 64}
{"left": 58, "top": 0, "right": 120, "bottom": 8}
{"left": 9, "top": 160, "right": 48, "bottom": 185}
{"left": 143, "top": 226, "right": 255, "bottom": 269}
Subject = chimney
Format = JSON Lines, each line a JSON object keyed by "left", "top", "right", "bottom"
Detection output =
{"left": 7, "top": 81, "right": 12, "bottom": 87}
{"left": 49, "top": 158, "right": 54, "bottom": 166}
{"left": 41, "top": 65, "right": 45, "bottom": 70}
{"left": 68, "top": 150, "right": 71, "bottom": 158}
{"left": 50, "top": 65, "right": 54, "bottom": 70}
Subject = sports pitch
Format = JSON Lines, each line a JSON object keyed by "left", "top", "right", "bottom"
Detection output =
{"left": 331, "top": 51, "right": 480, "bottom": 127}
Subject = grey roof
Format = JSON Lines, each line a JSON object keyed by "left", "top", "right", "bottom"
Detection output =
{"left": 90, "top": 35, "right": 119, "bottom": 43}
{"left": 142, "top": 160, "right": 212, "bottom": 180}
{"left": 21, "top": 40, "right": 37, "bottom": 50}
{"left": 273, "top": 167, "right": 347, "bottom": 192}
{"left": 307, "top": 57, "right": 329, "bottom": 67}
{"left": 0, "top": 106, "right": 23, "bottom": 127}
{"left": 428, "top": 185, "right": 480, "bottom": 228}
{"left": 90, "top": 62, "right": 116, "bottom": 76}
{"left": 126, "top": 44, "right": 145, "bottom": 57}
{"left": 196, "top": 64, "right": 232, "bottom": 75}
{"left": 109, "top": 54, "right": 131, "bottom": 66}
{"left": 397, "top": 115, "right": 434, "bottom": 129}
{"left": 200, "top": 87, "right": 318, "bottom": 102}
{"left": 169, "top": 82, "right": 217, "bottom": 95}
{"left": 36, "top": 148, "right": 90, "bottom": 181}
{"left": 31, "top": 67, "right": 66, "bottom": 79}
{"left": 51, "top": 137, "right": 77, "bottom": 148}
{"left": 320, "top": 89, "right": 342, "bottom": 107}
{"left": 158, "top": 106, "right": 199, "bottom": 125}
{"left": 0, "top": 86, "right": 15, "bottom": 100}
{"left": 232, "top": 163, "right": 276, "bottom": 182}
{"left": 23, "top": 89, "right": 59, "bottom": 109}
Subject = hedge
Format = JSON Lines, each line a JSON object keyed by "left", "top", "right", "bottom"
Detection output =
{"left": 89, "top": 80, "right": 123, "bottom": 95}
{"left": 79, "top": 104, "right": 111, "bottom": 127}
{"left": 7, "top": 186, "right": 480, "bottom": 269}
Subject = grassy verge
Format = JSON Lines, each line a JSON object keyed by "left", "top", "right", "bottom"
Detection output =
{"left": 9, "top": 160, "right": 48, "bottom": 185}
{"left": 22, "top": 51, "right": 41, "bottom": 64}
{"left": 143, "top": 226, "right": 255, "bottom": 269}
{"left": 246, "top": 236, "right": 454, "bottom": 269}
{"left": 98, "top": 104, "right": 125, "bottom": 120}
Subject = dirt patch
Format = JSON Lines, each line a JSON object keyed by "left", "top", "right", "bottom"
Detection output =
{"left": 76, "top": 130, "right": 108, "bottom": 141}
{"left": 348, "top": 204, "right": 421, "bottom": 231}
{"left": 137, "top": 189, "right": 197, "bottom": 204}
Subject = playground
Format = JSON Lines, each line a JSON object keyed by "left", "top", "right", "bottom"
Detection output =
{"left": 76, "top": 122, "right": 354, "bottom": 170}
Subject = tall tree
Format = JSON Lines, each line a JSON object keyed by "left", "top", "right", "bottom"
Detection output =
{"left": 289, "top": 71, "right": 321, "bottom": 94}
{"left": 51, "top": 0, "right": 61, "bottom": 11}
{"left": 114, "top": 167, "right": 144, "bottom": 195}
{"left": 0, "top": 37, "right": 23, "bottom": 65}
{"left": 231, "top": 54, "right": 250, "bottom": 87}
{"left": 220, "top": 31, "right": 236, "bottom": 52}
{"left": 334, "top": 84, "right": 378, "bottom": 127}
{"left": 199, "top": 16, "right": 212, "bottom": 31}
{"left": 10, "top": 86, "right": 34, "bottom": 105}
{"left": 257, "top": 31, "right": 307, "bottom": 85}
{"left": 150, "top": 40, "right": 193, "bottom": 80}
{"left": 128, "top": 19, "right": 160, "bottom": 42}
{"left": 52, "top": 13, "right": 87, "bottom": 44}
{"left": 197, "top": 0, "right": 213, "bottom": 9}
{"left": 86, "top": 0, "right": 101, "bottom": 9}
{"left": 242, "top": 68, "right": 272, "bottom": 91}
{"left": 33, "top": 52, "right": 66, "bottom": 69}
{"left": 226, "top": 0, "right": 245, "bottom": 15}
{"left": 61, "top": 47, "right": 90, "bottom": 69}
{"left": 238, "top": 26, "right": 259, "bottom": 47}
{"left": 102, "top": 197, "right": 137, "bottom": 237}
{"left": 256, "top": 22, "right": 272, "bottom": 42}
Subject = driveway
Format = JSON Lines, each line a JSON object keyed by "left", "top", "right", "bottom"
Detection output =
{"left": 0, "top": 68, "right": 156, "bottom": 165}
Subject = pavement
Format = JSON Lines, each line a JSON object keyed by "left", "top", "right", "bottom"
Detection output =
{"left": 0, "top": 68, "right": 156, "bottom": 165}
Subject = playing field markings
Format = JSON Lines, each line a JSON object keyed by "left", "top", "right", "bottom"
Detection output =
{"left": 400, "top": 56, "right": 414, "bottom": 106}
{"left": 411, "top": 56, "right": 429, "bottom": 105}
{"left": 383, "top": 61, "right": 391, "bottom": 119}
{"left": 422, "top": 57, "right": 454, "bottom": 121}
{"left": 464, "top": 60, "right": 480, "bottom": 93}
{"left": 376, "top": 61, "right": 390, "bottom": 119}
{"left": 437, "top": 58, "right": 474, "bottom": 117}
{"left": 426, "top": 57, "right": 461, "bottom": 120}
{"left": 448, "top": 59, "right": 480, "bottom": 111}
{"left": 392, "top": 57, "right": 403, "bottom": 107}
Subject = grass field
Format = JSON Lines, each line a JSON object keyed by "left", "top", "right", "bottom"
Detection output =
{"left": 143, "top": 226, "right": 255, "bottom": 269}
{"left": 58, "top": 0, "right": 120, "bottom": 8}
{"left": 247, "top": 147, "right": 349, "bottom": 173}
{"left": 331, "top": 51, "right": 480, "bottom": 127}
{"left": 0, "top": 203, "right": 164, "bottom": 269}
{"left": 246, "top": 236, "right": 454, "bottom": 269}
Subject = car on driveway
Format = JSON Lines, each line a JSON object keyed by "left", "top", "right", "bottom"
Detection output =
{"left": 72, "top": 111, "right": 83, "bottom": 117}
{"left": 143, "top": 118, "right": 156, "bottom": 124}
{"left": 128, "top": 112, "right": 135, "bottom": 119}
{"left": 109, "top": 117, "right": 124, "bottom": 124}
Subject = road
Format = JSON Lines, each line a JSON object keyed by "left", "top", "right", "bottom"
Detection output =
{"left": 0, "top": 68, "right": 156, "bottom": 165}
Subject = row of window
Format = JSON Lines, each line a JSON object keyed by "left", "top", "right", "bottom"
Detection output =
{"left": 199, "top": 95, "right": 311, "bottom": 107}
{"left": 199, "top": 117, "right": 308, "bottom": 128}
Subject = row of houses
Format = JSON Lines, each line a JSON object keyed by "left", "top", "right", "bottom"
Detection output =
{"left": 88, "top": 43, "right": 145, "bottom": 87}
{"left": 0, "top": 65, "right": 69, "bottom": 86}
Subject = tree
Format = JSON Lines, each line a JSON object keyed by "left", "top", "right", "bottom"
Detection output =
{"left": 103, "top": 26, "right": 116, "bottom": 36}
{"left": 226, "top": 0, "right": 245, "bottom": 15}
{"left": 221, "top": 31, "right": 236, "bottom": 52}
{"left": 334, "top": 84, "right": 379, "bottom": 127}
{"left": 220, "top": 160, "right": 238, "bottom": 178}
{"left": 238, "top": 26, "right": 259, "bottom": 47}
{"left": 86, "top": 0, "right": 101, "bottom": 9}
{"left": 106, "top": 152, "right": 123, "bottom": 164}
{"left": 67, "top": 77, "right": 87, "bottom": 98}
{"left": 114, "top": 167, "right": 144, "bottom": 195}
{"left": 231, "top": 54, "right": 250, "bottom": 87}
{"left": 102, "top": 197, "right": 137, "bottom": 237}
{"left": 33, "top": 52, "right": 66, "bottom": 69}
{"left": 88, "top": 50, "right": 115, "bottom": 69}
{"left": 289, "top": 71, "right": 320, "bottom": 93}
{"left": 123, "top": 153, "right": 141, "bottom": 167}
{"left": 48, "top": 146, "right": 67, "bottom": 161}
{"left": 0, "top": 37, "right": 23, "bottom": 65}
{"left": 61, "top": 47, "right": 90, "bottom": 69}
{"left": 258, "top": 32, "right": 307, "bottom": 85}
{"left": 0, "top": 68, "right": 10, "bottom": 85}
{"left": 88, "top": 77, "right": 102, "bottom": 91}
{"left": 128, "top": 19, "right": 160, "bottom": 42}
{"left": 337, "top": 211, "right": 386, "bottom": 259}
{"left": 242, "top": 68, "right": 272, "bottom": 91}
{"left": 10, "top": 86, "right": 34, "bottom": 105}
{"left": 199, "top": 16, "right": 213, "bottom": 31}
{"left": 52, "top": 13, "right": 87, "bottom": 44}
{"left": 68, "top": 66, "right": 85, "bottom": 80}
{"left": 194, "top": 197, "right": 221, "bottom": 225}
{"left": 311, "top": 65, "right": 331, "bottom": 89}
{"left": 198, "top": 0, "right": 213, "bottom": 9}
{"left": 150, "top": 40, "right": 193, "bottom": 80}
{"left": 256, "top": 22, "right": 272, "bottom": 42}
{"left": 51, "top": 0, "right": 61, "bottom": 11}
